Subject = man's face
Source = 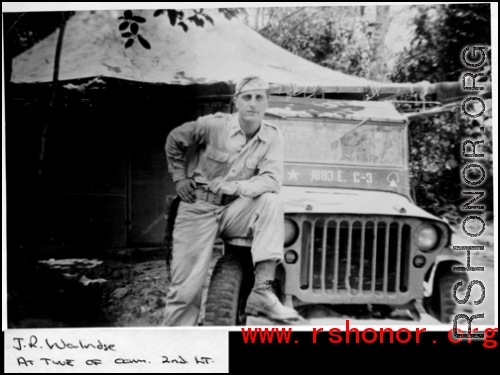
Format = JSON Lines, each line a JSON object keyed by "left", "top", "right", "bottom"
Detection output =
{"left": 234, "top": 89, "right": 269, "bottom": 125}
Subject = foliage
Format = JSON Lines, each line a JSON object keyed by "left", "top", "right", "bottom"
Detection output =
{"left": 389, "top": 4, "right": 491, "bottom": 83}
{"left": 118, "top": 8, "right": 244, "bottom": 49}
{"left": 389, "top": 4, "right": 493, "bottom": 220}
{"left": 153, "top": 9, "right": 214, "bottom": 32}
{"left": 3, "top": 11, "right": 75, "bottom": 58}
{"left": 403, "top": 110, "right": 492, "bottom": 223}
{"left": 249, "top": 7, "right": 375, "bottom": 78}
{"left": 119, "top": 10, "right": 149, "bottom": 49}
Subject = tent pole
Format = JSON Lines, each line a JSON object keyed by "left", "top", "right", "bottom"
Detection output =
{"left": 38, "top": 12, "right": 68, "bottom": 180}
{"left": 126, "top": 128, "right": 132, "bottom": 247}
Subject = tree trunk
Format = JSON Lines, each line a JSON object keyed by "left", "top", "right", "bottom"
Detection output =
{"left": 369, "top": 5, "right": 390, "bottom": 81}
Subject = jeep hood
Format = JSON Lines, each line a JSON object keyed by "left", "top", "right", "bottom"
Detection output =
{"left": 281, "top": 186, "right": 444, "bottom": 223}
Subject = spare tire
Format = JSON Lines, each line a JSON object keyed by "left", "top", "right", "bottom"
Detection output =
{"left": 204, "top": 253, "right": 253, "bottom": 326}
{"left": 424, "top": 261, "right": 473, "bottom": 323}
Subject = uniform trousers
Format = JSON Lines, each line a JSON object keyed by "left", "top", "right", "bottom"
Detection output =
{"left": 163, "top": 192, "right": 284, "bottom": 326}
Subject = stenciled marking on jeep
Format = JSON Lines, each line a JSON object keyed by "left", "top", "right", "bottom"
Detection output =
{"left": 283, "top": 163, "right": 410, "bottom": 196}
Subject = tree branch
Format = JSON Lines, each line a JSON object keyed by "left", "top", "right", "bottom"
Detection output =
{"left": 258, "top": 7, "right": 307, "bottom": 32}
{"left": 285, "top": 7, "right": 325, "bottom": 34}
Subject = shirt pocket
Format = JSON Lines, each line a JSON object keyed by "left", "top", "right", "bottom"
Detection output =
{"left": 244, "top": 156, "right": 260, "bottom": 178}
{"left": 203, "top": 146, "right": 230, "bottom": 177}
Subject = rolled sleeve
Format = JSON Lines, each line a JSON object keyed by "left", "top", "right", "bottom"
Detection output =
{"left": 237, "top": 129, "right": 284, "bottom": 198}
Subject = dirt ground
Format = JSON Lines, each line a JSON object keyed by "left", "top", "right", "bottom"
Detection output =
{"left": 7, "top": 247, "right": 223, "bottom": 328}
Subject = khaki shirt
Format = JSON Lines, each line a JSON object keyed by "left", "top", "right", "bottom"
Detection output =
{"left": 166, "top": 113, "right": 284, "bottom": 198}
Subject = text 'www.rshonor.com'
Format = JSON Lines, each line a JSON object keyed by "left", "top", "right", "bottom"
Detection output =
{"left": 241, "top": 322, "right": 498, "bottom": 348}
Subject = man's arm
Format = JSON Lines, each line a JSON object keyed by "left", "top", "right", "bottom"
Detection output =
{"left": 165, "top": 119, "right": 205, "bottom": 182}
{"left": 165, "top": 118, "right": 206, "bottom": 202}
{"left": 236, "top": 129, "right": 284, "bottom": 198}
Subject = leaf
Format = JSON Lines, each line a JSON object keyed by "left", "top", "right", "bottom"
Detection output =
{"left": 119, "top": 21, "right": 130, "bottom": 31}
{"left": 131, "top": 23, "right": 139, "bottom": 35}
{"left": 191, "top": 16, "right": 203, "bottom": 27}
{"left": 132, "top": 16, "right": 146, "bottom": 23}
{"left": 137, "top": 35, "right": 151, "bottom": 49}
{"left": 154, "top": 10, "right": 164, "bottom": 17}
{"left": 203, "top": 14, "right": 214, "bottom": 25}
{"left": 219, "top": 8, "right": 238, "bottom": 20}
{"left": 121, "top": 32, "right": 132, "bottom": 38}
{"left": 167, "top": 10, "right": 177, "bottom": 26}
{"left": 124, "top": 10, "right": 132, "bottom": 19}
{"left": 178, "top": 21, "right": 188, "bottom": 32}
{"left": 218, "top": 9, "right": 229, "bottom": 18}
{"left": 125, "top": 38, "right": 134, "bottom": 48}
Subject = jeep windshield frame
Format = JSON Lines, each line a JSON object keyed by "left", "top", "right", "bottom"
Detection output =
{"left": 264, "top": 97, "right": 411, "bottom": 198}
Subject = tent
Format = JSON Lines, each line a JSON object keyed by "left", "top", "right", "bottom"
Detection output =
{"left": 11, "top": 9, "right": 449, "bottom": 100}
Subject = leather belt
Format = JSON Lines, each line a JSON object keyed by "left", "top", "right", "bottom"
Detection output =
{"left": 193, "top": 188, "right": 237, "bottom": 206}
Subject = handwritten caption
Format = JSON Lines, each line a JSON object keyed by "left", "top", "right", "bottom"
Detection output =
{"left": 5, "top": 329, "right": 228, "bottom": 373}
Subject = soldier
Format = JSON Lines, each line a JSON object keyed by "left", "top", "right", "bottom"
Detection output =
{"left": 163, "top": 76, "right": 299, "bottom": 326}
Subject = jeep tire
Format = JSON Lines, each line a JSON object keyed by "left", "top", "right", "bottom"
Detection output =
{"left": 425, "top": 261, "right": 473, "bottom": 323}
{"left": 204, "top": 253, "right": 253, "bottom": 326}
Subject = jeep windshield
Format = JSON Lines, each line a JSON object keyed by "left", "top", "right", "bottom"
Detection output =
{"left": 271, "top": 118, "right": 405, "bottom": 167}
{"left": 269, "top": 118, "right": 410, "bottom": 197}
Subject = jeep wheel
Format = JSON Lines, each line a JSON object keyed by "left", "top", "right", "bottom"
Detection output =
{"left": 425, "top": 261, "right": 473, "bottom": 323}
{"left": 204, "top": 253, "right": 252, "bottom": 326}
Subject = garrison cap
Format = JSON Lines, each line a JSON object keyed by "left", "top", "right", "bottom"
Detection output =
{"left": 235, "top": 76, "right": 269, "bottom": 96}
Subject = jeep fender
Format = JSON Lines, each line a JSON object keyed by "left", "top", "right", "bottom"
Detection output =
{"left": 424, "top": 246, "right": 466, "bottom": 297}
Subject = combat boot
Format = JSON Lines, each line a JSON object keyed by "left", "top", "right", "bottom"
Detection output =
{"left": 245, "top": 260, "right": 299, "bottom": 320}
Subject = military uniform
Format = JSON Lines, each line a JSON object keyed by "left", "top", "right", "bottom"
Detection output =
{"left": 163, "top": 112, "right": 287, "bottom": 326}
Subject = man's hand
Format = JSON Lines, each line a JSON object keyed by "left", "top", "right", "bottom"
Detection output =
{"left": 175, "top": 179, "right": 197, "bottom": 203}
{"left": 207, "top": 181, "right": 239, "bottom": 196}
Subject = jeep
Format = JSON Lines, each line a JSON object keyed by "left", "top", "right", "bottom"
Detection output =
{"left": 203, "top": 96, "right": 470, "bottom": 325}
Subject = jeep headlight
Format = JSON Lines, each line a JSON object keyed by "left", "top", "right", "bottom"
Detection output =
{"left": 415, "top": 224, "right": 439, "bottom": 251}
{"left": 284, "top": 218, "right": 299, "bottom": 246}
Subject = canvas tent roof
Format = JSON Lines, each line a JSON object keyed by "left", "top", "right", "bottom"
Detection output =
{"left": 266, "top": 96, "right": 407, "bottom": 123}
{"left": 11, "top": 9, "right": 490, "bottom": 101}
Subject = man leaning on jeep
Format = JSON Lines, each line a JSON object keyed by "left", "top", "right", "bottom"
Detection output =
{"left": 163, "top": 76, "right": 299, "bottom": 326}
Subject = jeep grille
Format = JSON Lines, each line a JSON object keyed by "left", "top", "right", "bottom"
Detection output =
{"left": 283, "top": 215, "right": 438, "bottom": 305}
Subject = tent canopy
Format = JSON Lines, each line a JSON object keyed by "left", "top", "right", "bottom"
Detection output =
{"left": 10, "top": 10, "right": 412, "bottom": 97}
{"left": 12, "top": 9, "right": 490, "bottom": 100}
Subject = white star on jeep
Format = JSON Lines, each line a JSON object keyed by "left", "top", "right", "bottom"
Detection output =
{"left": 287, "top": 169, "right": 299, "bottom": 181}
